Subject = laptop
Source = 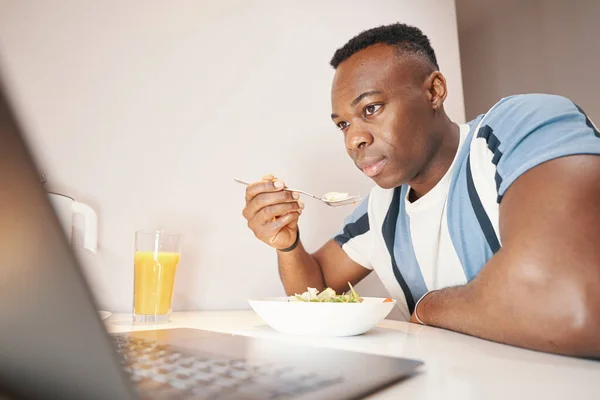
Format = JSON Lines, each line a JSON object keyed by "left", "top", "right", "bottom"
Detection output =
{"left": 0, "top": 72, "right": 423, "bottom": 400}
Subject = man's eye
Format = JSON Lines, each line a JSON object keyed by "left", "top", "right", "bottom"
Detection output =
{"left": 337, "top": 121, "right": 349, "bottom": 130}
{"left": 364, "top": 104, "right": 382, "bottom": 116}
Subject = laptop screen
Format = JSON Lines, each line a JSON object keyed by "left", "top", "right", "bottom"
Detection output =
{"left": 0, "top": 72, "right": 136, "bottom": 400}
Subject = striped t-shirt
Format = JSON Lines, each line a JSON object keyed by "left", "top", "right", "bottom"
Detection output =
{"left": 334, "top": 93, "right": 600, "bottom": 320}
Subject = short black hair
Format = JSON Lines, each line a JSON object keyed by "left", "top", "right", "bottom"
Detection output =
{"left": 330, "top": 22, "right": 439, "bottom": 70}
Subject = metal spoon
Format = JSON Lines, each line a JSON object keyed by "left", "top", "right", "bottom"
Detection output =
{"left": 233, "top": 178, "right": 361, "bottom": 207}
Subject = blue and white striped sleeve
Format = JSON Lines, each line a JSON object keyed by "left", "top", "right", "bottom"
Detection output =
{"left": 333, "top": 196, "right": 373, "bottom": 270}
{"left": 473, "top": 93, "right": 600, "bottom": 203}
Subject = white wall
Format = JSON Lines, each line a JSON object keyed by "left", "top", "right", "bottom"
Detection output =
{"left": 0, "top": 0, "right": 464, "bottom": 316}
{"left": 457, "top": 0, "right": 600, "bottom": 121}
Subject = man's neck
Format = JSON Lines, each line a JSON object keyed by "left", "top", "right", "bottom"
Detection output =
{"left": 407, "top": 120, "right": 461, "bottom": 203}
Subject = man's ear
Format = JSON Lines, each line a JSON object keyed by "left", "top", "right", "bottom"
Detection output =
{"left": 426, "top": 71, "right": 448, "bottom": 111}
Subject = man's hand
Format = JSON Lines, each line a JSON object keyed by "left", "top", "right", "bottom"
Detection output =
{"left": 240, "top": 174, "right": 372, "bottom": 297}
{"left": 242, "top": 174, "right": 304, "bottom": 250}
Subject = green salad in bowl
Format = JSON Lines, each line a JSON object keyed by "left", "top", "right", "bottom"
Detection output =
{"left": 288, "top": 283, "right": 363, "bottom": 303}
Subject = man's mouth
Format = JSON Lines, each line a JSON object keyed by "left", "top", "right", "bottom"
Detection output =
{"left": 357, "top": 157, "right": 387, "bottom": 178}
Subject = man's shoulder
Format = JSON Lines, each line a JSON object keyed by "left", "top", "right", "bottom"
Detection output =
{"left": 475, "top": 93, "right": 576, "bottom": 125}
{"left": 493, "top": 92, "right": 573, "bottom": 107}
{"left": 463, "top": 92, "right": 600, "bottom": 200}
{"left": 466, "top": 93, "right": 579, "bottom": 143}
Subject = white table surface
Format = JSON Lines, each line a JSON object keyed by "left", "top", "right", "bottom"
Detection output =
{"left": 103, "top": 310, "right": 600, "bottom": 399}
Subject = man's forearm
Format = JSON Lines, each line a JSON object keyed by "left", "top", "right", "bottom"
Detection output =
{"left": 277, "top": 241, "right": 326, "bottom": 296}
{"left": 416, "top": 277, "right": 600, "bottom": 358}
{"left": 416, "top": 285, "right": 486, "bottom": 338}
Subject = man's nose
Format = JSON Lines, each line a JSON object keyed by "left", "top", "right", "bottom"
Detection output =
{"left": 346, "top": 123, "right": 374, "bottom": 152}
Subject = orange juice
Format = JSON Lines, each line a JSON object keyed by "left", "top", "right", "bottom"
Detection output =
{"left": 133, "top": 251, "right": 180, "bottom": 315}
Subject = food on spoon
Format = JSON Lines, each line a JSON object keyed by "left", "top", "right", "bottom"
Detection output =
{"left": 289, "top": 282, "right": 363, "bottom": 303}
{"left": 322, "top": 192, "right": 350, "bottom": 202}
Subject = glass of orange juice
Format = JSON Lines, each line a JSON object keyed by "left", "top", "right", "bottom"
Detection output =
{"left": 133, "top": 230, "right": 181, "bottom": 323}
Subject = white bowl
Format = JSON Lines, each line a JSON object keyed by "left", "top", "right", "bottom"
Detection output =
{"left": 248, "top": 297, "right": 396, "bottom": 337}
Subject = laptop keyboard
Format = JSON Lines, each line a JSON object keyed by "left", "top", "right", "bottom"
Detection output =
{"left": 112, "top": 334, "right": 343, "bottom": 400}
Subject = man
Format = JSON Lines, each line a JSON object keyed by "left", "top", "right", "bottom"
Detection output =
{"left": 241, "top": 23, "right": 600, "bottom": 358}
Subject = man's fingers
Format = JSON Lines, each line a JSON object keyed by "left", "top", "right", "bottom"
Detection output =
{"left": 257, "top": 201, "right": 304, "bottom": 225}
{"left": 241, "top": 174, "right": 304, "bottom": 249}
{"left": 269, "top": 212, "right": 300, "bottom": 233}
{"left": 247, "top": 210, "right": 299, "bottom": 244}
{"left": 288, "top": 218, "right": 298, "bottom": 231}
{"left": 244, "top": 191, "right": 301, "bottom": 219}
{"left": 245, "top": 179, "right": 286, "bottom": 203}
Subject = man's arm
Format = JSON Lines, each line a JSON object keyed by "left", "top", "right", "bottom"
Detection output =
{"left": 278, "top": 239, "right": 371, "bottom": 296}
{"left": 413, "top": 155, "right": 600, "bottom": 358}
{"left": 242, "top": 175, "right": 371, "bottom": 296}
